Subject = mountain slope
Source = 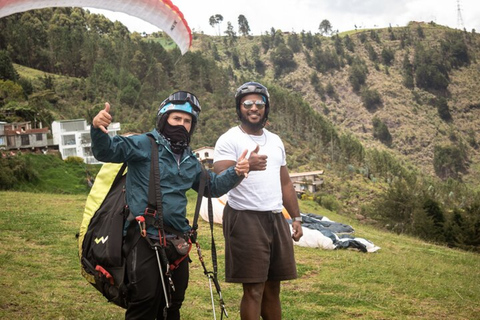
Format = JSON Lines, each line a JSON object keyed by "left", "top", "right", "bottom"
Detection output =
{"left": 190, "top": 22, "right": 480, "bottom": 187}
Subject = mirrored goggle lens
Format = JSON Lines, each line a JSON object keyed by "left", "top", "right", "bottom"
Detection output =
{"left": 168, "top": 92, "right": 201, "bottom": 112}
{"left": 159, "top": 102, "right": 198, "bottom": 118}
{"left": 242, "top": 100, "right": 266, "bottom": 109}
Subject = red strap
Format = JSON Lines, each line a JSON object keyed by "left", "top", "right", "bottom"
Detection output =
{"left": 95, "top": 265, "right": 114, "bottom": 285}
{"left": 169, "top": 241, "right": 193, "bottom": 271}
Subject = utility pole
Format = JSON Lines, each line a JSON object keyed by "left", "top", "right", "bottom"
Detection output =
{"left": 457, "top": 0, "right": 465, "bottom": 30}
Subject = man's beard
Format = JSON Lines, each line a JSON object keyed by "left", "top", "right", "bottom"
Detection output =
{"left": 240, "top": 114, "right": 265, "bottom": 131}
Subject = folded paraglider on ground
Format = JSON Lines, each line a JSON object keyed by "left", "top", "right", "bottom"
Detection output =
{"left": 200, "top": 195, "right": 380, "bottom": 253}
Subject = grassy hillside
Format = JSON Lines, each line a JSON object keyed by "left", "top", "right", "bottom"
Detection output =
{"left": 0, "top": 153, "right": 100, "bottom": 194}
{"left": 0, "top": 191, "right": 479, "bottom": 319}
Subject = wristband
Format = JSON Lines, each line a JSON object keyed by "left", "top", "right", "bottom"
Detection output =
{"left": 293, "top": 216, "right": 302, "bottom": 223}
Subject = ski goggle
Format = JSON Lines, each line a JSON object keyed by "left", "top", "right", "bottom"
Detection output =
{"left": 164, "top": 91, "right": 201, "bottom": 113}
{"left": 242, "top": 100, "right": 266, "bottom": 110}
{"left": 158, "top": 102, "right": 198, "bottom": 119}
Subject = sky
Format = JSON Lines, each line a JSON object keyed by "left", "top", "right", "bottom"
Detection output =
{"left": 86, "top": 0, "right": 480, "bottom": 36}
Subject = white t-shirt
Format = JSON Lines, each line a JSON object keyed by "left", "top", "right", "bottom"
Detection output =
{"left": 214, "top": 126, "right": 286, "bottom": 211}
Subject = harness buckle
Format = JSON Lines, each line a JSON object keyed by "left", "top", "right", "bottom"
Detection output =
{"left": 135, "top": 216, "right": 147, "bottom": 237}
{"left": 144, "top": 208, "right": 157, "bottom": 216}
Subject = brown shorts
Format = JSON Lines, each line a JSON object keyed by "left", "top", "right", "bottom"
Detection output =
{"left": 223, "top": 202, "right": 297, "bottom": 283}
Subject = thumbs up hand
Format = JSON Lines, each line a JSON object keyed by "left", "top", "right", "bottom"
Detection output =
{"left": 93, "top": 102, "right": 113, "bottom": 134}
{"left": 249, "top": 144, "right": 267, "bottom": 171}
{"left": 235, "top": 149, "right": 250, "bottom": 178}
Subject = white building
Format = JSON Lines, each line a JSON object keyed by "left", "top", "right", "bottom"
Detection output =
{"left": 194, "top": 146, "right": 214, "bottom": 169}
{"left": 51, "top": 119, "right": 121, "bottom": 164}
{"left": 289, "top": 170, "right": 324, "bottom": 194}
{"left": 0, "top": 121, "right": 7, "bottom": 148}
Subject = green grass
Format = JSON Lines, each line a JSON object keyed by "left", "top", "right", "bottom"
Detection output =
{"left": 0, "top": 191, "right": 479, "bottom": 319}
{"left": 4, "top": 154, "right": 101, "bottom": 194}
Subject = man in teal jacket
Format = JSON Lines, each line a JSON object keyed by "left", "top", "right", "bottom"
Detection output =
{"left": 91, "top": 91, "right": 249, "bottom": 320}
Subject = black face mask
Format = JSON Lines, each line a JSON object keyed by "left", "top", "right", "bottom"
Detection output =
{"left": 161, "top": 122, "right": 190, "bottom": 154}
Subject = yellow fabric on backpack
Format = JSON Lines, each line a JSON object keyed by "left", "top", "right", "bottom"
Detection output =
{"left": 78, "top": 162, "right": 125, "bottom": 280}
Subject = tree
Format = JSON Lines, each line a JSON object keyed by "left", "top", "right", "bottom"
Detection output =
{"left": 224, "top": 21, "right": 237, "bottom": 46}
{"left": 287, "top": 32, "right": 302, "bottom": 53}
{"left": 209, "top": 14, "right": 223, "bottom": 36}
{"left": 0, "top": 80, "right": 25, "bottom": 107}
{"left": 381, "top": 47, "right": 395, "bottom": 65}
{"left": 402, "top": 54, "right": 414, "bottom": 89}
{"left": 270, "top": 43, "right": 296, "bottom": 78}
{"left": 365, "top": 42, "right": 378, "bottom": 62}
{"left": 310, "top": 72, "right": 324, "bottom": 96}
{"left": 0, "top": 50, "right": 19, "bottom": 81}
{"left": 437, "top": 97, "right": 452, "bottom": 122}
{"left": 348, "top": 58, "right": 368, "bottom": 91}
{"left": 301, "top": 31, "right": 314, "bottom": 49}
{"left": 433, "top": 144, "right": 468, "bottom": 180}
{"left": 372, "top": 117, "right": 392, "bottom": 146}
{"left": 251, "top": 45, "right": 265, "bottom": 75}
{"left": 260, "top": 33, "right": 271, "bottom": 53}
{"left": 238, "top": 15, "right": 250, "bottom": 36}
{"left": 361, "top": 87, "right": 382, "bottom": 111}
{"left": 344, "top": 35, "right": 355, "bottom": 52}
{"left": 414, "top": 44, "right": 450, "bottom": 92}
{"left": 319, "top": 19, "right": 332, "bottom": 36}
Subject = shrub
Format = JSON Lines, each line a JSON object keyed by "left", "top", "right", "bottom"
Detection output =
{"left": 414, "top": 44, "right": 450, "bottom": 92}
{"left": 381, "top": 47, "right": 395, "bottom": 65}
{"left": 348, "top": 58, "right": 368, "bottom": 92}
{"left": 372, "top": 117, "right": 392, "bottom": 146}
{"left": 270, "top": 43, "right": 296, "bottom": 77}
{"left": 0, "top": 155, "right": 39, "bottom": 190}
{"left": 436, "top": 97, "right": 452, "bottom": 122}
{"left": 361, "top": 87, "right": 382, "bottom": 111}
{"left": 344, "top": 35, "right": 355, "bottom": 52}
{"left": 433, "top": 144, "right": 468, "bottom": 180}
{"left": 310, "top": 72, "right": 325, "bottom": 96}
{"left": 65, "top": 156, "right": 85, "bottom": 164}
{"left": 339, "top": 133, "right": 365, "bottom": 164}
{"left": 365, "top": 43, "right": 378, "bottom": 62}
{"left": 315, "top": 193, "right": 341, "bottom": 212}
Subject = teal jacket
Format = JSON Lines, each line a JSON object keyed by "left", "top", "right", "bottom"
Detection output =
{"left": 91, "top": 127, "right": 240, "bottom": 235}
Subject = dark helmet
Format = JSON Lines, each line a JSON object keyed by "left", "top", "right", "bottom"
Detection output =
{"left": 235, "top": 82, "right": 270, "bottom": 124}
{"left": 156, "top": 91, "right": 201, "bottom": 134}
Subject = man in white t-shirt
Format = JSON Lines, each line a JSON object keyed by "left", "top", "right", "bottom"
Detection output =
{"left": 214, "top": 82, "right": 303, "bottom": 319}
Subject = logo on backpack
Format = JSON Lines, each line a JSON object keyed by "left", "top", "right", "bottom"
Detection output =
{"left": 94, "top": 236, "right": 109, "bottom": 244}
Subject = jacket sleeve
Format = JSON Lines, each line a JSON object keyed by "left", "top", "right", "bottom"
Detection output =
{"left": 193, "top": 165, "right": 240, "bottom": 198}
{"left": 91, "top": 127, "right": 149, "bottom": 163}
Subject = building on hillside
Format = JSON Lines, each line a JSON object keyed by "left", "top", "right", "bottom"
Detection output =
{"left": 289, "top": 170, "right": 324, "bottom": 195}
{"left": 0, "top": 121, "right": 49, "bottom": 151}
{"left": 194, "top": 146, "right": 214, "bottom": 169}
{"left": 51, "top": 119, "right": 121, "bottom": 164}
{"left": 0, "top": 121, "right": 6, "bottom": 148}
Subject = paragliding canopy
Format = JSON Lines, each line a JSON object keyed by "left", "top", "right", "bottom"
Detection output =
{"left": 0, "top": 0, "right": 192, "bottom": 54}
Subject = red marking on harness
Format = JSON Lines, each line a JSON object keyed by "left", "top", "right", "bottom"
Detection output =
{"left": 95, "top": 265, "right": 114, "bottom": 285}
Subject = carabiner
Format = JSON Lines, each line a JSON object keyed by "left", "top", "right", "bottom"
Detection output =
{"left": 135, "top": 216, "right": 147, "bottom": 237}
